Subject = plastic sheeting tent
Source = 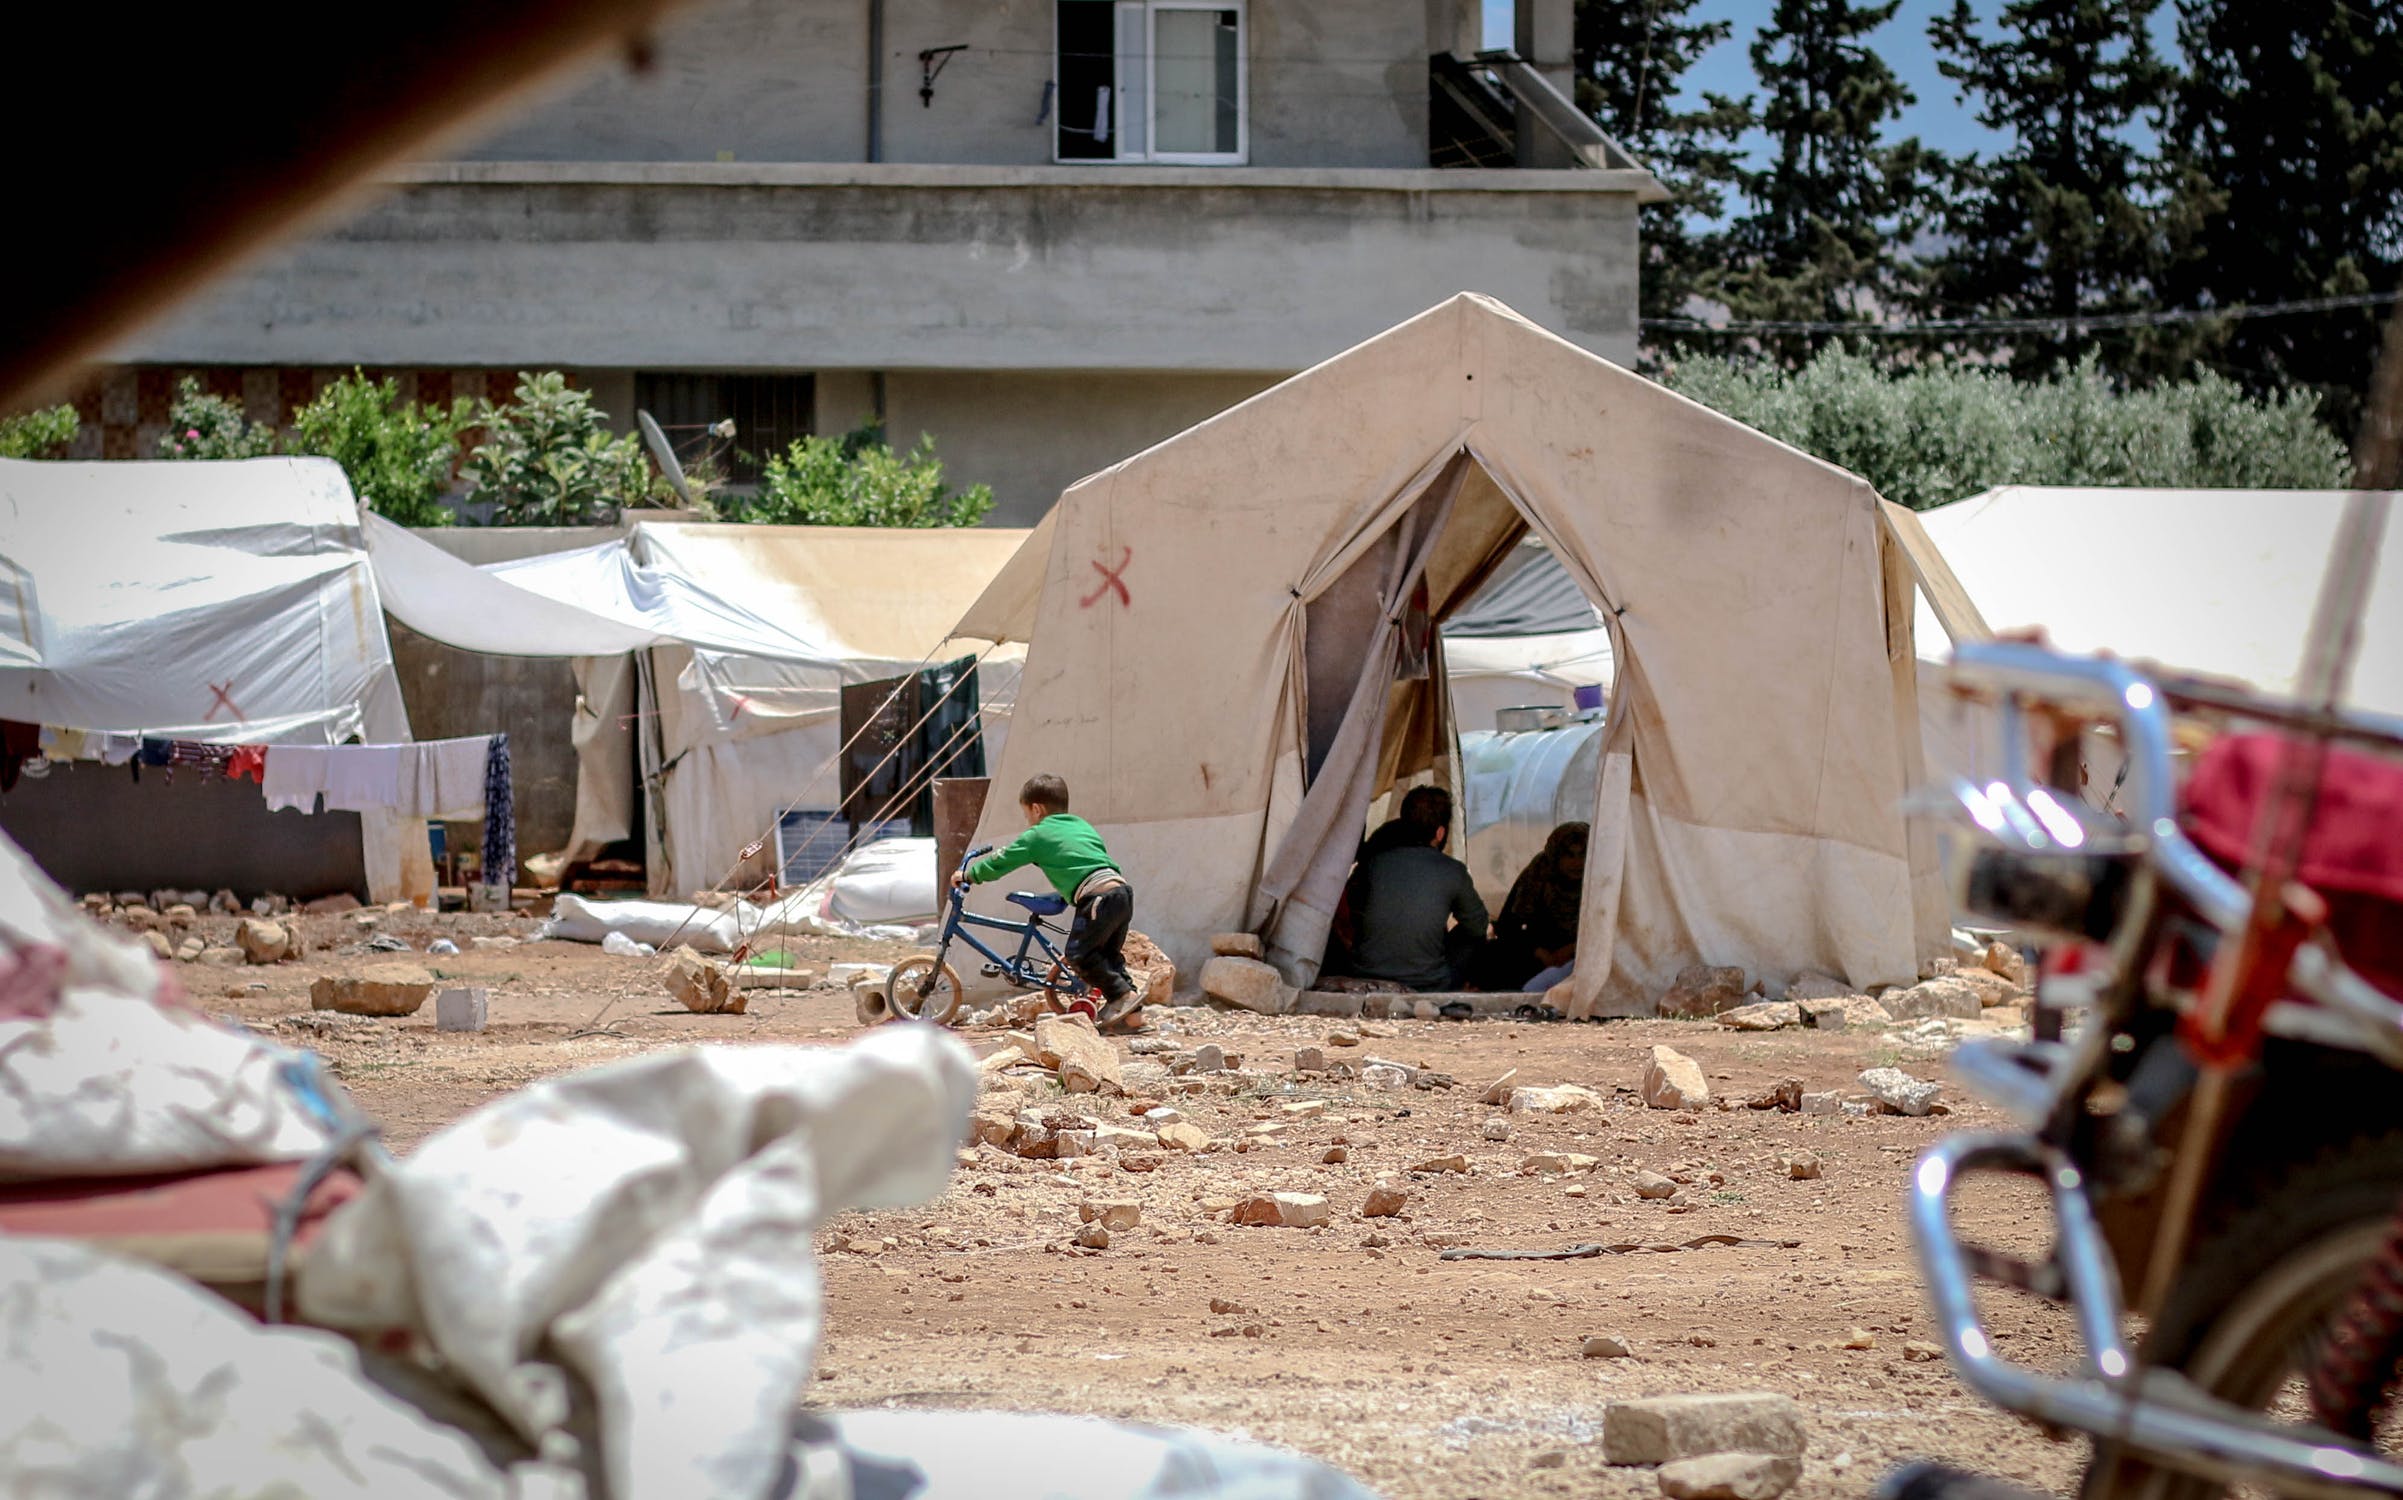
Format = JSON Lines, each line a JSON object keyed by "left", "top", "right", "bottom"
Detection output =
{"left": 954, "top": 294, "right": 1951, "bottom": 1015}
{"left": 0, "top": 457, "right": 433, "bottom": 902}
{"left": 370, "top": 518, "right": 1028, "bottom": 894}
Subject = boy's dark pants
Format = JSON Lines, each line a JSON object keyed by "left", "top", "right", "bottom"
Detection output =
{"left": 1066, "top": 883, "right": 1136, "bottom": 1002}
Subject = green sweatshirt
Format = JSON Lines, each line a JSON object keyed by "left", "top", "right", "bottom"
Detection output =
{"left": 965, "top": 814, "right": 1120, "bottom": 901}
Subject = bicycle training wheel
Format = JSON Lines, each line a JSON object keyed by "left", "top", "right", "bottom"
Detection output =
{"left": 885, "top": 956, "right": 964, "bottom": 1026}
{"left": 1043, "top": 961, "right": 1098, "bottom": 1021}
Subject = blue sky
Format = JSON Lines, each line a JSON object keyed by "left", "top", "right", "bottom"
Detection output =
{"left": 1481, "top": 0, "right": 2178, "bottom": 166}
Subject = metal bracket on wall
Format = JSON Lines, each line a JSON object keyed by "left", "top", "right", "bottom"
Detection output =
{"left": 918, "top": 45, "right": 966, "bottom": 107}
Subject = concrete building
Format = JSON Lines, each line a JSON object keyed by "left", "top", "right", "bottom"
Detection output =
{"left": 81, "top": 0, "right": 1658, "bottom": 524}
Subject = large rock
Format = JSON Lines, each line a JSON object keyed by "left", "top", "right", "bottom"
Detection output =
{"left": 1362, "top": 1186, "right": 1408, "bottom": 1218}
{"left": 1210, "top": 932, "right": 1265, "bottom": 960}
{"left": 1124, "top": 929, "right": 1178, "bottom": 1009}
{"left": 1658, "top": 964, "right": 1749, "bottom": 1018}
{"left": 311, "top": 964, "right": 436, "bottom": 1017}
{"left": 1984, "top": 940, "right": 2029, "bottom": 988}
{"left": 1200, "top": 955, "right": 1291, "bottom": 1015}
{"left": 1601, "top": 1393, "right": 1808, "bottom": 1465}
{"left": 1952, "top": 966, "right": 2021, "bottom": 1008}
{"left": 435, "top": 987, "right": 488, "bottom": 1032}
{"left": 1233, "top": 1193, "right": 1329, "bottom": 1229}
{"left": 1658, "top": 1454, "right": 1803, "bottom": 1500}
{"left": 1783, "top": 972, "right": 1851, "bottom": 1002}
{"left": 1717, "top": 1001, "right": 1800, "bottom": 1032}
{"left": 663, "top": 945, "right": 743, "bottom": 1014}
{"left": 1157, "top": 1121, "right": 1213, "bottom": 1152}
{"left": 1882, "top": 976, "right": 1983, "bottom": 1021}
{"left": 1640, "top": 1046, "right": 1710, "bottom": 1111}
{"left": 1509, "top": 1083, "right": 1606, "bottom": 1115}
{"left": 1799, "top": 995, "right": 1889, "bottom": 1032}
{"left": 1034, "top": 1014, "right": 1124, "bottom": 1095}
{"left": 1860, "top": 1066, "right": 1943, "bottom": 1116}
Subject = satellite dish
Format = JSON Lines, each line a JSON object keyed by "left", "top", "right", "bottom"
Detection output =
{"left": 636, "top": 409, "right": 695, "bottom": 506}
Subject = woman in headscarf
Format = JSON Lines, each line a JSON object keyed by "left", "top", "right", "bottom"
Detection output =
{"left": 1480, "top": 822, "right": 1588, "bottom": 992}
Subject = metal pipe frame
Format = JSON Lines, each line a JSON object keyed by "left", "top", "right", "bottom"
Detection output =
{"left": 1909, "top": 1132, "right": 2403, "bottom": 1497}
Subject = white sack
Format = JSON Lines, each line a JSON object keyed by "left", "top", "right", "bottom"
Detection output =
{"left": 0, "top": 1237, "right": 530, "bottom": 1500}
{"left": 0, "top": 834, "right": 330, "bottom": 1180}
{"left": 804, "top": 1409, "right": 1383, "bottom": 1500}
{"left": 745, "top": 839, "right": 939, "bottom": 944}
{"left": 296, "top": 1025, "right": 979, "bottom": 1500}
{"left": 544, "top": 894, "right": 741, "bottom": 954}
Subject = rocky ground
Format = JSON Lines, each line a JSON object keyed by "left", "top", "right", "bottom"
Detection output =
{"left": 125, "top": 898, "right": 2086, "bottom": 1499}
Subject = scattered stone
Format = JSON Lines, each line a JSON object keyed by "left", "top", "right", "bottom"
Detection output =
{"left": 1657, "top": 1453, "right": 1802, "bottom": 1500}
{"left": 1799, "top": 1092, "right": 1841, "bottom": 1116}
{"left": 1210, "top": 932, "right": 1265, "bottom": 960}
{"left": 1158, "top": 1122, "right": 1212, "bottom": 1153}
{"left": 1293, "top": 1046, "right": 1328, "bottom": 1073}
{"left": 1123, "top": 929, "right": 1179, "bottom": 1010}
{"left": 1533, "top": 1450, "right": 1568, "bottom": 1470}
{"left": 1413, "top": 1154, "right": 1470, "bottom": 1175}
{"left": 1783, "top": 972, "right": 1851, "bottom": 1002}
{"left": 1601, "top": 1393, "right": 1808, "bottom": 1465}
{"left": 1326, "top": 1030, "right": 1361, "bottom": 1047}
{"left": 1234, "top": 1192, "right": 1330, "bottom": 1228}
{"left": 1191, "top": 1043, "right": 1229, "bottom": 1073}
{"left": 1481, "top": 1118, "right": 1512, "bottom": 1141}
{"left": 1984, "top": 941, "right": 2029, "bottom": 988}
{"left": 1904, "top": 1340, "right": 1945, "bottom": 1362}
{"left": 1921, "top": 957, "right": 1961, "bottom": 981}
{"left": 1200, "top": 955, "right": 1291, "bottom": 1015}
{"left": 1952, "top": 966, "right": 2020, "bottom": 1008}
{"left": 311, "top": 964, "right": 436, "bottom": 1017}
{"left": 118, "top": 906, "right": 162, "bottom": 933}
{"left": 1658, "top": 964, "right": 1750, "bottom": 1019}
{"left": 1745, "top": 1079, "right": 1804, "bottom": 1112}
{"left": 163, "top": 904, "right": 199, "bottom": 927}
{"left": 141, "top": 931, "right": 172, "bottom": 961}
{"left": 302, "top": 893, "right": 362, "bottom": 915}
{"left": 1640, "top": 1046, "right": 1711, "bottom": 1111}
{"left": 1882, "top": 976, "right": 1982, "bottom": 1021}
{"left": 1798, "top": 995, "right": 1889, "bottom": 1032}
{"left": 1036, "top": 1014, "right": 1125, "bottom": 1095}
{"left": 1322, "top": 1146, "right": 1349, "bottom": 1164}
{"left": 1079, "top": 1200, "right": 1142, "bottom": 1230}
{"left": 1842, "top": 1328, "right": 1876, "bottom": 1350}
{"left": 1281, "top": 1100, "right": 1328, "bottom": 1119}
{"left": 469, "top": 935, "right": 520, "bottom": 952}
{"left": 1633, "top": 1171, "right": 1678, "bottom": 1200}
{"left": 1859, "top": 1066, "right": 1943, "bottom": 1117}
{"left": 435, "top": 987, "right": 488, "bottom": 1032}
{"left": 1074, "top": 1223, "right": 1112, "bottom": 1250}
{"left": 1582, "top": 1335, "right": 1633, "bottom": 1359}
{"left": 1717, "top": 1001, "right": 1801, "bottom": 1032}
{"left": 1362, "top": 1187, "right": 1408, "bottom": 1218}
{"left": 197, "top": 946, "right": 244, "bottom": 967}
{"left": 1361, "top": 1063, "right": 1411, "bottom": 1090}
{"left": 1522, "top": 1152, "right": 1599, "bottom": 1175}
{"left": 1479, "top": 1068, "right": 1519, "bottom": 1105}
{"left": 1785, "top": 1151, "right": 1824, "bottom": 1181}
{"left": 174, "top": 936, "right": 205, "bottom": 962}
{"left": 664, "top": 945, "right": 744, "bottom": 1014}
{"left": 1509, "top": 1083, "right": 1605, "bottom": 1115}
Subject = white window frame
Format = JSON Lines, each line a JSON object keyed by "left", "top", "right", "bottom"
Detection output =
{"left": 1053, "top": 0, "right": 1247, "bottom": 166}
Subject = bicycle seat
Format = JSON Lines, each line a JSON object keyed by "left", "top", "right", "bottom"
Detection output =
{"left": 1006, "top": 890, "right": 1068, "bottom": 917}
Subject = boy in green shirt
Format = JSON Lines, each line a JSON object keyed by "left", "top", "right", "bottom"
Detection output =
{"left": 955, "top": 772, "right": 1139, "bottom": 1023}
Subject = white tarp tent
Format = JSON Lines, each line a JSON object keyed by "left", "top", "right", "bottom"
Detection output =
{"left": 955, "top": 294, "right": 1949, "bottom": 1015}
{"left": 371, "top": 519, "right": 1029, "bottom": 895}
{"left": 1898, "top": 486, "right": 2403, "bottom": 786}
{"left": 0, "top": 457, "right": 433, "bottom": 902}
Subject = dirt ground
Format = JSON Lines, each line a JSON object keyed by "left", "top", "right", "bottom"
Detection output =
{"left": 174, "top": 903, "right": 2087, "bottom": 1499}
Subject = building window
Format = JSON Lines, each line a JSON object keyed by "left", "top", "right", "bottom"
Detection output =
{"left": 633, "top": 373, "right": 814, "bottom": 486}
{"left": 1055, "top": 1, "right": 1245, "bottom": 165}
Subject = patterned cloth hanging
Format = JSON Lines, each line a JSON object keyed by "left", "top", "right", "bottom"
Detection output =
{"left": 480, "top": 734, "right": 515, "bottom": 895}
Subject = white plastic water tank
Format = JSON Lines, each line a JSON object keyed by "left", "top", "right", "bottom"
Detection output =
{"left": 1457, "top": 720, "right": 1608, "bottom": 910}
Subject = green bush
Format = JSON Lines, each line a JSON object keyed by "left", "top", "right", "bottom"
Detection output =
{"left": 287, "top": 370, "right": 474, "bottom": 526}
{"left": 459, "top": 372, "right": 662, "bottom": 525}
{"left": 157, "top": 377, "right": 277, "bottom": 460}
{"left": 0, "top": 405, "right": 79, "bottom": 459}
{"left": 732, "top": 421, "right": 993, "bottom": 527}
{"left": 1663, "top": 346, "right": 2351, "bottom": 509}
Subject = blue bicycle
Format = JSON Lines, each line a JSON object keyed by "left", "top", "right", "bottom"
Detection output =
{"left": 871, "top": 846, "right": 1095, "bottom": 1027}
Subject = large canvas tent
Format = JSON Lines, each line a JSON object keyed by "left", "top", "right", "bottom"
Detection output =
{"left": 372, "top": 518, "right": 1028, "bottom": 894}
{"left": 954, "top": 294, "right": 1949, "bottom": 1015}
{"left": 0, "top": 457, "right": 433, "bottom": 902}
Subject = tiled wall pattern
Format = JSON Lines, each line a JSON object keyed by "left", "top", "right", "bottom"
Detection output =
{"left": 57, "top": 368, "right": 542, "bottom": 460}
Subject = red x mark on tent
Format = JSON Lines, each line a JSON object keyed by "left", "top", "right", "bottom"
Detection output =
{"left": 1081, "top": 546, "right": 1133, "bottom": 609}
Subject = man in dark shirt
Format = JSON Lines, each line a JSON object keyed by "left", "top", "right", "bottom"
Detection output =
{"left": 1347, "top": 813, "right": 1488, "bottom": 991}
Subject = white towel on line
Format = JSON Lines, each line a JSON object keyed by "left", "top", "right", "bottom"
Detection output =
{"left": 262, "top": 746, "right": 330, "bottom": 813}
{"left": 324, "top": 745, "right": 403, "bottom": 812}
{"left": 396, "top": 736, "right": 490, "bottom": 820}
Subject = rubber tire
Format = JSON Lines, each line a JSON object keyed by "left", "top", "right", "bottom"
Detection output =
{"left": 2081, "top": 1128, "right": 2403, "bottom": 1499}
{"left": 885, "top": 956, "right": 964, "bottom": 1026}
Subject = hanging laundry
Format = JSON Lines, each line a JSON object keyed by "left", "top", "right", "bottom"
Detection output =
{"left": 92, "top": 732, "right": 141, "bottom": 767}
{"left": 167, "top": 741, "right": 234, "bottom": 781}
{"left": 324, "top": 744, "right": 403, "bottom": 812}
{"left": 227, "top": 745, "right": 266, "bottom": 785}
{"left": 480, "top": 734, "right": 515, "bottom": 892}
{"left": 38, "top": 726, "right": 86, "bottom": 761}
{"left": 261, "top": 745, "right": 332, "bottom": 813}
{"left": 394, "top": 735, "right": 491, "bottom": 820}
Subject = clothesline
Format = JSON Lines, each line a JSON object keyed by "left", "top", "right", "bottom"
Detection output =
{"left": 1, "top": 721, "right": 518, "bottom": 895}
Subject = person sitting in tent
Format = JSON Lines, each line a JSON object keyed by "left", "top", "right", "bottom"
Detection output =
{"left": 1342, "top": 789, "right": 1488, "bottom": 992}
{"left": 1478, "top": 821, "right": 1589, "bottom": 993}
